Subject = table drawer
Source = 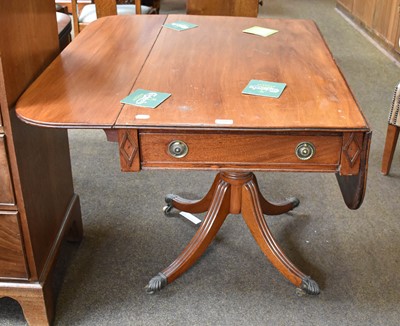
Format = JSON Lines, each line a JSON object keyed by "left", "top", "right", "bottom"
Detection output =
{"left": 140, "top": 132, "right": 342, "bottom": 171}
{"left": 0, "top": 211, "right": 28, "bottom": 279}
{"left": 0, "top": 134, "right": 15, "bottom": 206}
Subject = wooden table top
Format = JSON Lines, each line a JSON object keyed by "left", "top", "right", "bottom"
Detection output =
{"left": 16, "top": 14, "right": 369, "bottom": 132}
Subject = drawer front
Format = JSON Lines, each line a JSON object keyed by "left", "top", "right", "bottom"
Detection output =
{"left": 0, "top": 134, "right": 15, "bottom": 206}
{"left": 0, "top": 211, "right": 28, "bottom": 279}
{"left": 140, "top": 132, "right": 342, "bottom": 171}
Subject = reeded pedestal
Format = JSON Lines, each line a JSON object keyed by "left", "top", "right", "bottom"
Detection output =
{"left": 146, "top": 172, "right": 319, "bottom": 295}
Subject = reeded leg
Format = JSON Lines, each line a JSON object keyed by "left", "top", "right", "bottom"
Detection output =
{"left": 382, "top": 124, "right": 399, "bottom": 175}
{"left": 152, "top": 171, "right": 319, "bottom": 295}
{"left": 253, "top": 178, "right": 299, "bottom": 215}
{"left": 147, "top": 178, "right": 231, "bottom": 293}
{"left": 241, "top": 179, "right": 319, "bottom": 295}
{"left": 259, "top": 196, "right": 299, "bottom": 215}
{"left": 164, "top": 174, "right": 221, "bottom": 215}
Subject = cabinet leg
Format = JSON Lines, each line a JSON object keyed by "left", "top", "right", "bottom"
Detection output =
{"left": 1, "top": 282, "right": 54, "bottom": 326}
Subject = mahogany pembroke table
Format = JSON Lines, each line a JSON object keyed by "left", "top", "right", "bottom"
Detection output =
{"left": 16, "top": 15, "right": 371, "bottom": 296}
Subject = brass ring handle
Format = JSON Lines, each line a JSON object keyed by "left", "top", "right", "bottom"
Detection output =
{"left": 295, "top": 142, "right": 315, "bottom": 160}
{"left": 168, "top": 140, "right": 189, "bottom": 158}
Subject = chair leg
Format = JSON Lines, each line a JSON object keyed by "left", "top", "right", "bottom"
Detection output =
{"left": 382, "top": 124, "right": 400, "bottom": 175}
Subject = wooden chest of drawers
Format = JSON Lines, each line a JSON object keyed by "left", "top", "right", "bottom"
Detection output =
{"left": 0, "top": 1, "right": 83, "bottom": 325}
{"left": 0, "top": 211, "right": 27, "bottom": 278}
{"left": 0, "top": 132, "right": 24, "bottom": 278}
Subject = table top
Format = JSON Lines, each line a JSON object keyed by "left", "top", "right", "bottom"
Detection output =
{"left": 16, "top": 14, "right": 369, "bottom": 132}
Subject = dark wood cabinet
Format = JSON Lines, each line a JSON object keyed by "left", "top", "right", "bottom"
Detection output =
{"left": 0, "top": 1, "right": 83, "bottom": 325}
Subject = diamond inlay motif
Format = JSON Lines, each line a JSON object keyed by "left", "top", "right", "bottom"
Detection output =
{"left": 343, "top": 133, "right": 361, "bottom": 167}
{"left": 119, "top": 132, "right": 138, "bottom": 167}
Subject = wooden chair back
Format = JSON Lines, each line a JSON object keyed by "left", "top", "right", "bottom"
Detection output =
{"left": 187, "top": 0, "right": 259, "bottom": 17}
{"left": 71, "top": 0, "right": 144, "bottom": 35}
{"left": 95, "top": 0, "right": 142, "bottom": 17}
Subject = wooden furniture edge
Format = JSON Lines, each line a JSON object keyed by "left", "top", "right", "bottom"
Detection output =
{"left": 0, "top": 194, "right": 82, "bottom": 325}
{"left": 37, "top": 194, "right": 83, "bottom": 283}
{"left": 0, "top": 281, "right": 53, "bottom": 325}
{"left": 336, "top": 130, "right": 371, "bottom": 209}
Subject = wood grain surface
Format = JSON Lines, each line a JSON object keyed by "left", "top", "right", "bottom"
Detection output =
{"left": 0, "top": 135, "right": 15, "bottom": 206}
{"left": 139, "top": 131, "right": 342, "bottom": 171}
{"left": 16, "top": 15, "right": 368, "bottom": 132}
{"left": 0, "top": 211, "right": 27, "bottom": 278}
{"left": 0, "top": 1, "right": 59, "bottom": 107}
{"left": 17, "top": 15, "right": 166, "bottom": 128}
{"left": 116, "top": 15, "right": 368, "bottom": 130}
{"left": 1, "top": 1, "right": 84, "bottom": 323}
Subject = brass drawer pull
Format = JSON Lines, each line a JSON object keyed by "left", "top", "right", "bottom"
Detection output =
{"left": 295, "top": 142, "right": 315, "bottom": 160}
{"left": 168, "top": 140, "right": 188, "bottom": 158}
